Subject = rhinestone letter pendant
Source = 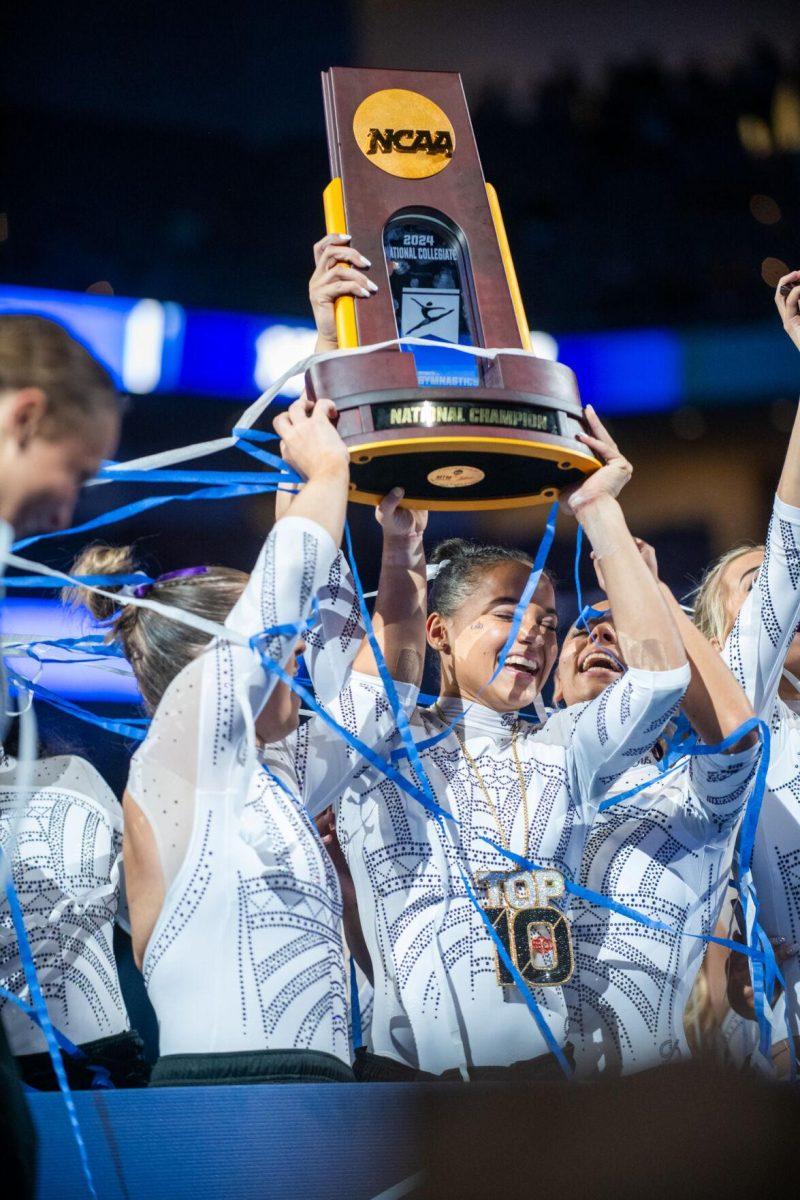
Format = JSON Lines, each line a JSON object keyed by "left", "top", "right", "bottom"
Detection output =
{"left": 476, "top": 868, "right": 574, "bottom": 988}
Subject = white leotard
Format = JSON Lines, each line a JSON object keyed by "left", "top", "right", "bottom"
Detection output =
{"left": 564, "top": 745, "right": 759, "bottom": 1075}
{"left": 128, "top": 516, "right": 349, "bottom": 1062}
{"left": 268, "top": 559, "right": 690, "bottom": 1075}
{"left": 722, "top": 494, "right": 800, "bottom": 1038}
{"left": 0, "top": 752, "right": 129, "bottom": 1055}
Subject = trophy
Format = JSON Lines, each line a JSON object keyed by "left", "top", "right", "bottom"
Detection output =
{"left": 305, "top": 67, "right": 600, "bottom": 510}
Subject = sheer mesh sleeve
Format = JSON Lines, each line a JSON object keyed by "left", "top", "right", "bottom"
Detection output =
{"left": 724, "top": 496, "right": 800, "bottom": 718}
{"left": 125, "top": 516, "right": 337, "bottom": 888}
{"left": 303, "top": 550, "right": 364, "bottom": 705}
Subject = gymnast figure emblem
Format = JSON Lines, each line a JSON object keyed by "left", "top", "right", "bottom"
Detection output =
{"left": 404, "top": 296, "right": 456, "bottom": 336}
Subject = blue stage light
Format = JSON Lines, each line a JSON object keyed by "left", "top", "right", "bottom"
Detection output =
{"left": 2, "top": 599, "right": 141, "bottom": 703}
{"left": 0, "top": 282, "right": 796, "bottom": 414}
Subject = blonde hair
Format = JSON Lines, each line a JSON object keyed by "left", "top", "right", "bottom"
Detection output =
{"left": 0, "top": 315, "right": 119, "bottom": 436}
{"left": 63, "top": 543, "right": 247, "bottom": 713}
{"left": 692, "top": 543, "right": 763, "bottom": 644}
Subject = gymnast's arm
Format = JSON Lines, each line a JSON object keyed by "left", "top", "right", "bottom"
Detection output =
{"left": 352, "top": 490, "right": 429, "bottom": 686}
{"left": 308, "top": 233, "right": 426, "bottom": 688}
{"left": 123, "top": 401, "right": 349, "bottom": 965}
{"left": 775, "top": 270, "right": 800, "bottom": 507}
{"left": 595, "top": 537, "right": 758, "bottom": 752}
{"left": 723, "top": 271, "right": 800, "bottom": 715}
{"left": 559, "top": 407, "right": 689, "bottom": 806}
{"left": 664, "top": 586, "right": 758, "bottom": 750}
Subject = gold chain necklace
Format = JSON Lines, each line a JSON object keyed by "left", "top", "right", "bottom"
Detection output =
{"left": 434, "top": 702, "right": 529, "bottom": 854}
{"left": 432, "top": 701, "right": 574, "bottom": 990}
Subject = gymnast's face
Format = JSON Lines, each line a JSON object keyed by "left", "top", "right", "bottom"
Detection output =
{"left": 0, "top": 390, "right": 119, "bottom": 535}
{"left": 718, "top": 548, "right": 800, "bottom": 676}
{"left": 553, "top": 600, "right": 626, "bottom": 707}
{"left": 427, "top": 561, "right": 559, "bottom": 712}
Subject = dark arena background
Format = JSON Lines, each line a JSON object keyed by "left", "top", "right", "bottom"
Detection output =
{"left": 1, "top": 1, "right": 800, "bottom": 1196}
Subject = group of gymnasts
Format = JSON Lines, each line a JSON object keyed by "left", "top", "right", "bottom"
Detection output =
{"left": 1, "top": 242, "right": 800, "bottom": 1095}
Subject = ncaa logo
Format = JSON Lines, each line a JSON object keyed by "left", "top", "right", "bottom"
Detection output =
{"left": 353, "top": 88, "right": 456, "bottom": 179}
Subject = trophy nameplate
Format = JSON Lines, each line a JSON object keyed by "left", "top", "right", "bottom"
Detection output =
{"left": 306, "top": 67, "right": 600, "bottom": 510}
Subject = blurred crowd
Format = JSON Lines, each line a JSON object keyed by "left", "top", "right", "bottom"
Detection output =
{"left": 2, "top": 41, "right": 799, "bottom": 331}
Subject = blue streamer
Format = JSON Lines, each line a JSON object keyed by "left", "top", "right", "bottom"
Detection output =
{"left": 572, "top": 526, "right": 608, "bottom": 631}
{"left": 0, "top": 988, "right": 113, "bottom": 1089}
{"left": 474, "top": 835, "right": 765, "bottom": 960}
{"left": 98, "top": 467, "right": 280, "bottom": 486}
{"left": 1, "top": 849, "right": 98, "bottom": 1197}
{"left": 342, "top": 522, "right": 441, "bottom": 822}
{"left": 233, "top": 428, "right": 303, "bottom": 480}
{"left": 5, "top": 666, "right": 150, "bottom": 741}
{"left": 349, "top": 958, "right": 364, "bottom": 1053}
{"left": 253, "top": 652, "right": 456, "bottom": 825}
{"left": 13, "top": 479, "right": 291, "bottom": 553}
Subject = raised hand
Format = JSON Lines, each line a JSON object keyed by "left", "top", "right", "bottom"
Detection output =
{"left": 776, "top": 269, "right": 800, "bottom": 354}
{"left": 273, "top": 396, "right": 349, "bottom": 482}
{"left": 310, "top": 233, "right": 378, "bottom": 348}
{"left": 562, "top": 404, "right": 633, "bottom": 517}
{"left": 375, "top": 487, "right": 428, "bottom": 543}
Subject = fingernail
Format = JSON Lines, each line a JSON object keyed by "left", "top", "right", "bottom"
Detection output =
{"left": 360, "top": 288, "right": 370, "bottom": 298}
{"left": 367, "top": 281, "right": 378, "bottom": 292}
{"left": 393, "top": 487, "right": 404, "bottom": 496}
{"left": 360, "top": 256, "right": 372, "bottom": 267}
{"left": 335, "top": 233, "right": 351, "bottom": 240}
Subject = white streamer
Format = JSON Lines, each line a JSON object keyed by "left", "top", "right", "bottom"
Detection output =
{"left": 88, "top": 337, "right": 560, "bottom": 482}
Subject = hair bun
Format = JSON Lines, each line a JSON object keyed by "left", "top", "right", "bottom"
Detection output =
{"left": 62, "top": 542, "right": 139, "bottom": 622}
{"left": 428, "top": 538, "right": 475, "bottom": 567}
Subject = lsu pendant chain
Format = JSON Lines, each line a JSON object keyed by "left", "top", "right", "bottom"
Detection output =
{"left": 437, "top": 705, "right": 574, "bottom": 988}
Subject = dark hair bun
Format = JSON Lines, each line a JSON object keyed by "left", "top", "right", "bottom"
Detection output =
{"left": 428, "top": 538, "right": 476, "bottom": 567}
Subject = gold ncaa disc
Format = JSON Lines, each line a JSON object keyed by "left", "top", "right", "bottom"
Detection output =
{"left": 353, "top": 88, "right": 456, "bottom": 179}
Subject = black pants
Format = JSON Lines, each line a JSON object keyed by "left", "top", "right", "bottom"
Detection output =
{"left": 0, "top": 1018, "right": 37, "bottom": 1198}
{"left": 353, "top": 1045, "right": 574, "bottom": 1083}
{"left": 16, "top": 1029, "right": 151, "bottom": 1091}
{"left": 150, "top": 1047, "right": 355, "bottom": 1087}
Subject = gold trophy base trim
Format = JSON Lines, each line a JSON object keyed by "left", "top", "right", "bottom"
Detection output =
{"left": 346, "top": 434, "right": 600, "bottom": 511}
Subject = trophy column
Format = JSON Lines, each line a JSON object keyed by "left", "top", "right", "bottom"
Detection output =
{"left": 306, "top": 68, "right": 600, "bottom": 511}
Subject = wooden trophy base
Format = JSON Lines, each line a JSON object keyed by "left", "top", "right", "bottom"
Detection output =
{"left": 305, "top": 349, "right": 600, "bottom": 511}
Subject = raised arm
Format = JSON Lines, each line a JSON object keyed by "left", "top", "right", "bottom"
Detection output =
{"left": 272, "top": 396, "right": 350, "bottom": 548}
{"left": 722, "top": 271, "right": 800, "bottom": 714}
{"left": 352, "top": 490, "right": 428, "bottom": 685}
{"left": 664, "top": 586, "right": 757, "bottom": 748}
{"left": 539, "top": 412, "right": 689, "bottom": 808}
{"left": 568, "top": 406, "right": 686, "bottom": 674}
{"left": 776, "top": 270, "right": 800, "bottom": 507}
{"left": 123, "top": 401, "right": 349, "bottom": 962}
{"left": 594, "top": 537, "right": 757, "bottom": 750}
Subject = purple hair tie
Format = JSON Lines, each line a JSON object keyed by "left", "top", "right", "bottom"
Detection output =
{"left": 133, "top": 566, "right": 209, "bottom": 599}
